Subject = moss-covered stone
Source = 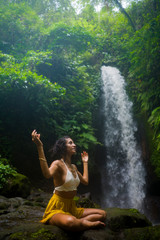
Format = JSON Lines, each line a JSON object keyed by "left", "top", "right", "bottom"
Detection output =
{"left": 4, "top": 224, "right": 75, "bottom": 240}
{"left": 76, "top": 197, "right": 100, "bottom": 208}
{"left": 122, "top": 225, "right": 160, "bottom": 240}
{"left": 30, "top": 228, "right": 56, "bottom": 240}
{"left": 9, "top": 228, "right": 57, "bottom": 240}
{"left": 1, "top": 173, "right": 31, "bottom": 198}
{"left": 0, "top": 199, "right": 11, "bottom": 210}
{"left": 0, "top": 191, "right": 159, "bottom": 240}
{"left": 74, "top": 193, "right": 100, "bottom": 209}
{"left": 106, "top": 208, "right": 152, "bottom": 232}
{"left": 5, "top": 224, "right": 160, "bottom": 240}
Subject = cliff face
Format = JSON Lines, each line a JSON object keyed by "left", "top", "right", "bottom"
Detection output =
{"left": 0, "top": 190, "right": 160, "bottom": 240}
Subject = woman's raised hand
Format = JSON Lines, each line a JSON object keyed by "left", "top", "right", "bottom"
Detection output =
{"left": 31, "top": 130, "right": 43, "bottom": 147}
{"left": 81, "top": 151, "right": 89, "bottom": 163}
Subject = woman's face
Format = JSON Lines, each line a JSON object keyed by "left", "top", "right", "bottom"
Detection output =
{"left": 65, "top": 138, "right": 76, "bottom": 155}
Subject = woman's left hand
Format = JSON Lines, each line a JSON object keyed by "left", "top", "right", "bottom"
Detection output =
{"left": 31, "top": 129, "right": 43, "bottom": 147}
{"left": 81, "top": 151, "right": 89, "bottom": 163}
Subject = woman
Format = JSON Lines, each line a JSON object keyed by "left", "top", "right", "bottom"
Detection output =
{"left": 31, "top": 130, "right": 106, "bottom": 231}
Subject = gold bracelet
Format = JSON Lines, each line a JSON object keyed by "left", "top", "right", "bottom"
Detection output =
{"left": 39, "top": 158, "right": 47, "bottom": 162}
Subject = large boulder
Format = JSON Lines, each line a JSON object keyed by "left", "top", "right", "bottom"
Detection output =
{"left": 1, "top": 222, "right": 160, "bottom": 240}
{"left": 106, "top": 207, "right": 151, "bottom": 231}
{"left": 0, "top": 173, "right": 31, "bottom": 198}
{"left": 121, "top": 225, "right": 160, "bottom": 240}
{"left": 0, "top": 191, "right": 160, "bottom": 240}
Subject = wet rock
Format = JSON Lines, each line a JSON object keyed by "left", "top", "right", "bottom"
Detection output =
{"left": 144, "top": 195, "right": 160, "bottom": 225}
{"left": 106, "top": 207, "right": 151, "bottom": 232}
{"left": 1, "top": 225, "right": 117, "bottom": 240}
{"left": 0, "top": 196, "right": 11, "bottom": 210}
{"left": 1, "top": 173, "right": 31, "bottom": 198}
{"left": 0, "top": 190, "right": 160, "bottom": 240}
{"left": 75, "top": 193, "right": 100, "bottom": 208}
{"left": 81, "top": 229, "right": 117, "bottom": 240}
{"left": 121, "top": 225, "right": 160, "bottom": 240}
{"left": 2, "top": 224, "right": 160, "bottom": 240}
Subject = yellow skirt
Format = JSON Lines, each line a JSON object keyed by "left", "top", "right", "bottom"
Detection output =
{"left": 41, "top": 194, "right": 84, "bottom": 224}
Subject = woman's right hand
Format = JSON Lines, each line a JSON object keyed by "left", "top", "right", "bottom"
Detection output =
{"left": 31, "top": 130, "right": 43, "bottom": 147}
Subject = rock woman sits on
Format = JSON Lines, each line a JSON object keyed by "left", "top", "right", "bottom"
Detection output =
{"left": 31, "top": 130, "right": 106, "bottom": 231}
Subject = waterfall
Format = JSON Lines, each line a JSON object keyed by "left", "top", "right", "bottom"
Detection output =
{"left": 101, "top": 66, "right": 146, "bottom": 211}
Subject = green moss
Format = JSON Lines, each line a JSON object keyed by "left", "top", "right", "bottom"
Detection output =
{"left": 1, "top": 172, "right": 31, "bottom": 198}
{"left": 129, "top": 209, "right": 139, "bottom": 214}
{"left": 106, "top": 208, "right": 140, "bottom": 218}
{"left": 73, "top": 196, "right": 79, "bottom": 202}
{"left": 124, "top": 225, "right": 160, "bottom": 240}
{"left": 76, "top": 197, "right": 100, "bottom": 208}
{"left": 30, "top": 228, "right": 56, "bottom": 240}
{"left": 9, "top": 232, "right": 26, "bottom": 240}
{"left": 9, "top": 228, "right": 58, "bottom": 240}
{"left": 105, "top": 207, "right": 151, "bottom": 232}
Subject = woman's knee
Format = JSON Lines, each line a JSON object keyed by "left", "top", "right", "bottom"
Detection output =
{"left": 49, "top": 214, "right": 78, "bottom": 229}
{"left": 102, "top": 210, "right": 107, "bottom": 220}
{"left": 97, "top": 209, "right": 107, "bottom": 221}
{"left": 65, "top": 215, "right": 77, "bottom": 228}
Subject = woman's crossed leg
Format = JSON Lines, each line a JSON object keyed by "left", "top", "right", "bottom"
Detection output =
{"left": 49, "top": 208, "right": 107, "bottom": 231}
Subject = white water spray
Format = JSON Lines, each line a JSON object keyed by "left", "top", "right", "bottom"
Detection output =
{"left": 101, "top": 66, "right": 146, "bottom": 211}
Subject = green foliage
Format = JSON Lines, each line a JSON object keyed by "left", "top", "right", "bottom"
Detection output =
{"left": 149, "top": 107, "right": 160, "bottom": 150}
{"left": 55, "top": 117, "right": 101, "bottom": 152}
{"left": 0, "top": 156, "right": 17, "bottom": 189}
{"left": 90, "top": 0, "right": 160, "bottom": 176}
{"left": 0, "top": 0, "right": 160, "bottom": 179}
{"left": 125, "top": 3, "right": 160, "bottom": 155}
{"left": 0, "top": 51, "right": 66, "bottom": 163}
{"left": 0, "top": 2, "right": 44, "bottom": 56}
{"left": 150, "top": 147, "right": 160, "bottom": 177}
{"left": 46, "top": 22, "right": 95, "bottom": 54}
{"left": 0, "top": 0, "right": 101, "bottom": 173}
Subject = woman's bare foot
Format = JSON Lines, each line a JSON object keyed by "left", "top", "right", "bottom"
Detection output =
{"left": 82, "top": 219, "right": 106, "bottom": 229}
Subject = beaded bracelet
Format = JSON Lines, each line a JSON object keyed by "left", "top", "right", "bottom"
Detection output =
{"left": 39, "top": 158, "right": 47, "bottom": 162}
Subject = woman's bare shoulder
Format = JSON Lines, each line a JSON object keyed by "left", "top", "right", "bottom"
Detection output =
{"left": 49, "top": 160, "right": 64, "bottom": 177}
{"left": 50, "top": 160, "right": 63, "bottom": 169}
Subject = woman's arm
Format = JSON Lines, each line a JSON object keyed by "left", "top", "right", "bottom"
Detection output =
{"left": 77, "top": 151, "right": 89, "bottom": 185}
{"left": 31, "top": 130, "right": 57, "bottom": 179}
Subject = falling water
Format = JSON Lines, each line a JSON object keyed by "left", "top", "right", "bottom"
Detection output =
{"left": 101, "top": 66, "right": 146, "bottom": 211}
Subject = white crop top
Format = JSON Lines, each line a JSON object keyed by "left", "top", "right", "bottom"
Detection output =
{"left": 54, "top": 160, "right": 80, "bottom": 192}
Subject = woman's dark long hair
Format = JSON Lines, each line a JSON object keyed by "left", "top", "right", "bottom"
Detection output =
{"left": 50, "top": 136, "right": 70, "bottom": 160}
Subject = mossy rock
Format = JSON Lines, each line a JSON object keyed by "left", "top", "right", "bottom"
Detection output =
{"left": 2, "top": 224, "right": 79, "bottom": 240}
{"left": 0, "top": 196, "right": 11, "bottom": 210}
{"left": 1, "top": 173, "right": 31, "bottom": 198}
{"left": 106, "top": 208, "right": 152, "bottom": 232}
{"left": 81, "top": 228, "right": 118, "bottom": 240}
{"left": 1, "top": 223, "right": 118, "bottom": 240}
{"left": 122, "top": 225, "right": 160, "bottom": 240}
{"left": 74, "top": 194, "right": 100, "bottom": 209}
{"left": 76, "top": 197, "right": 99, "bottom": 208}
{"left": 8, "top": 228, "right": 58, "bottom": 240}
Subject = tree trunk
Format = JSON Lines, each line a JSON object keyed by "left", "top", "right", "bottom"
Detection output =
{"left": 114, "top": 0, "right": 136, "bottom": 31}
